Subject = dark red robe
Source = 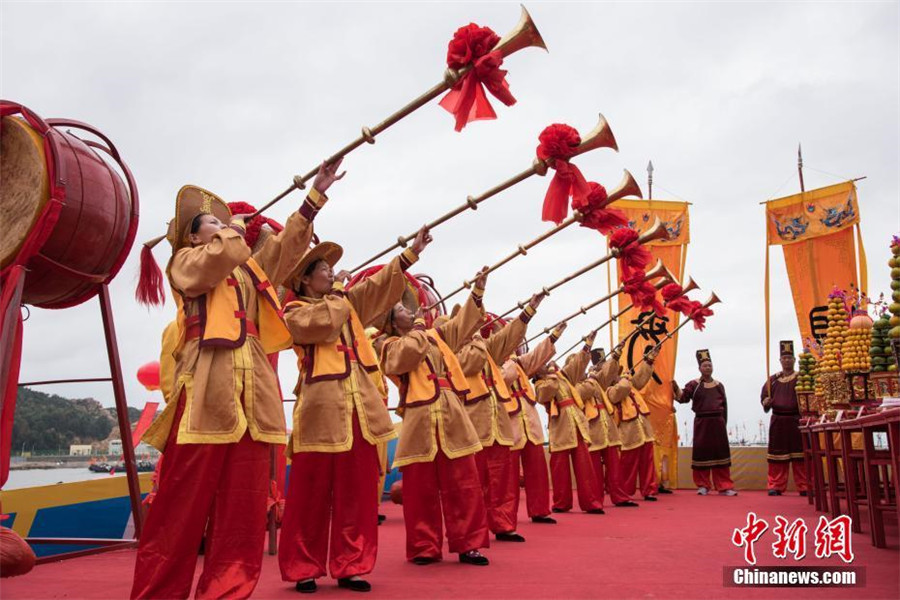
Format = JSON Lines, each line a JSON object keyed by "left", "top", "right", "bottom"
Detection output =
{"left": 760, "top": 372, "right": 803, "bottom": 463}
{"left": 678, "top": 379, "right": 731, "bottom": 470}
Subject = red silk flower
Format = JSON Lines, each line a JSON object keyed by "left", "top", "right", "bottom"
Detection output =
{"left": 608, "top": 227, "right": 652, "bottom": 277}
{"left": 689, "top": 301, "right": 714, "bottom": 331}
{"left": 537, "top": 124, "right": 591, "bottom": 224}
{"left": 439, "top": 24, "right": 516, "bottom": 132}
{"left": 227, "top": 201, "right": 284, "bottom": 250}
{"left": 577, "top": 182, "right": 629, "bottom": 234}
{"left": 661, "top": 283, "right": 695, "bottom": 317}
{"left": 623, "top": 272, "right": 664, "bottom": 316}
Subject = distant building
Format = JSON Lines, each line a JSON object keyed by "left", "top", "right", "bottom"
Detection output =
{"left": 69, "top": 445, "right": 93, "bottom": 456}
{"left": 106, "top": 439, "right": 159, "bottom": 457}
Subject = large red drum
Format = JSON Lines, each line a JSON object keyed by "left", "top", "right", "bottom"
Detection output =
{"left": 0, "top": 101, "right": 138, "bottom": 309}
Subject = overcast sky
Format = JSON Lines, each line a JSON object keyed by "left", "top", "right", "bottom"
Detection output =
{"left": 3, "top": 1, "right": 899, "bottom": 444}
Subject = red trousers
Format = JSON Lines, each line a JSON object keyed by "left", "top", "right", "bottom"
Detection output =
{"left": 549, "top": 437, "right": 603, "bottom": 512}
{"left": 509, "top": 441, "right": 551, "bottom": 518}
{"left": 475, "top": 443, "right": 517, "bottom": 534}
{"left": 693, "top": 467, "right": 734, "bottom": 491}
{"left": 620, "top": 441, "right": 658, "bottom": 499}
{"left": 278, "top": 414, "right": 379, "bottom": 581}
{"left": 767, "top": 461, "right": 809, "bottom": 493}
{"left": 590, "top": 446, "right": 631, "bottom": 505}
{"left": 399, "top": 445, "right": 490, "bottom": 561}
{"left": 131, "top": 394, "right": 269, "bottom": 600}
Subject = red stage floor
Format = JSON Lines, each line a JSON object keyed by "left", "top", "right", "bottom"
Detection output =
{"left": 3, "top": 491, "right": 897, "bottom": 599}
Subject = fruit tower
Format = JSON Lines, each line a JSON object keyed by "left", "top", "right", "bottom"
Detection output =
{"left": 843, "top": 310, "right": 873, "bottom": 372}
{"left": 797, "top": 349, "right": 817, "bottom": 392}
{"left": 820, "top": 292, "right": 849, "bottom": 373}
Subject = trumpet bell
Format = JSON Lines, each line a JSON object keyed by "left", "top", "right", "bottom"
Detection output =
{"left": 607, "top": 169, "right": 643, "bottom": 204}
{"left": 494, "top": 5, "right": 549, "bottom": 58}
{"left": 637, "top": 216, "right": 669, "bottom": 245}
{"left": 575, "top": 113, "right": 619, "bottom": 155}
{"left": 643, "top": 259, "right": 667, "bottom": 281}
{"left": 682, "top": 276, "right": 700, "bottom": 294}
{"left": 704, "top": 292, "right": 722, "bottom": 308}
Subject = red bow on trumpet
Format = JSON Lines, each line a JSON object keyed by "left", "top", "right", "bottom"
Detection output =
{"left": 439, "top": 24, "right": 517, "bottom": 132}
{"left": 688, "top": 302, "right": 714, "bottom": 331}
{"left": 608, "top": 227, "right": 652, "bottom": 277}
{"left": 537, "top": 124, "right": 591, "bottom": 224}
{"left": 576, "top": 182, "right": 629, "bottom": 234}
{"left": 661, "top": 283, "right": 695, "bottom": 317}
{"left": 623, "top": 271, "right": 665, "bottom": 316}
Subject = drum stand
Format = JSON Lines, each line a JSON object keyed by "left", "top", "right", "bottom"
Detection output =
{"left": 1, "top": 274, "right": 144, "bottom": 563}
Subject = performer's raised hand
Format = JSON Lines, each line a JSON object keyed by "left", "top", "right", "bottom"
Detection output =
{"left": 311, "top": 157, "right": 346, "bottom": 195}
{"left": 528, "top": 291, "right": 547, "bottom": 311}
{"left": 551, "top": 322, "right": 568, "bottom": 339}
{"left": 411, "top": 226, "right": 433, "bottom": 256}
{"left": 474, "top": 266, "right": 490, "bottom": 290}
{"left": 334, "top": 269, "right": 352, "bottom": 284}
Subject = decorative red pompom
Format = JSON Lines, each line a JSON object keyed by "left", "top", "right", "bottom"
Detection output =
{"left": 446, "top": 24, "right": 500, "bottom": 69}
{"left": 440, "top": 24, "right": 514, "bottom": 132}
{"left": 661, "top": 283, "right": 695, "bottom": 316}
{"left": 661, "top": 283, "right": 683, "bottom": 302}
{"left": 578, "top": 182, "right": 628, "bottom": 234}
{"left": 609, "top": 227, "right": 652, "bottom": 275}
{"left": 0, "top": 527, "right": 35, "bottom": 578}
{"left": 689, "top": 302, "right": 714, "bottom": 330}
{"left": 537, "top": 124, "right": 581, "bottom": 161}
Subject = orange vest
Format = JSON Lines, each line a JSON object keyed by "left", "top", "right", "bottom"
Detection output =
{"left": 550, "top": 372, "right": 584, "bottom": 418}
{"left": 173, "top": 257, "right": 291, "bottom": 355}
{"left": 464, "top": 353, "right": 515, "bottom": 411}
{"left": 290, "top": 299, "right": 380, "bottom": 389}
{"left": 585, "top": 385, "right": 615, "bottom": 421}
{"left": 618, "top": 388, "right": 650, "bottom": 422}
{"left": 507, "top": 360, "right": 536, "bottom": 415}
{"left": 387, "top": 329, "right": 469, "bottom": 415}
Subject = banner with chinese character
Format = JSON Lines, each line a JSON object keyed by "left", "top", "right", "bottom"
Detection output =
{"left": 764, "top": 181, "right": 868, "bottom": 357}
{"left": 614, "top": 199, "right": 690, "bottom": 489}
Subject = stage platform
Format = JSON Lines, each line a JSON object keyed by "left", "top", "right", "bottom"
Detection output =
{"left": 3, "top": 490, "right": 897, "bottom": 599}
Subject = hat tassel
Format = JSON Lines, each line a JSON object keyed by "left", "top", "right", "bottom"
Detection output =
{"left": 136, "top": 236, "right": 166, "bottom": 307}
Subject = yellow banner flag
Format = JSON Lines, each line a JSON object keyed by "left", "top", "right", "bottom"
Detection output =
{"left": 764, "top": 181, "right": 868, "bottom": 347}
{"left": 614, "top": 199, "right": 690, "bottom": 490}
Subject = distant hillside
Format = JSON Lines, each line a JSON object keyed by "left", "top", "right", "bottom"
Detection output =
{"left": 12, "top": 388, "right": 141, "bottom": 454}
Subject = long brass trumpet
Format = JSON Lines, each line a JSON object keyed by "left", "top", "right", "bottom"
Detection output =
{"left": 139, "top": 7, "right": 548, "bottom": 250}
{"left": 348, "top": 113, "right": 618, "bottom": 273}
{"left": 430, "top": 169, "right": 641, "bottom": 308}
{"left": 552, "top": 269, "right": 693, "bottom": 359}
{"left": 253, "top": 6, "right": 548, "bottom": 219}
{"left": 627, "top": 291, "right": 721, "bottom": 373}
{"left": 480, "top": 216, "right": 668, "bottom": 329}
{"left": 525, "top": 259, "right": 667, "bottom": 345}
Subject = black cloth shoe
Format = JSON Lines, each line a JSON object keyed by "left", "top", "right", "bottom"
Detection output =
{"left": 531, "top": 515, "right": 557, "bottom": 524}
{"left": 643, "top": 496, "right": 658, "bottom": 502}
{"left": 377, "top": 514, "right": 386, "bottom": 525}
{"left": 586, "top": 508, "right": 606, "bottom": 515}
{"left": 295, "top": 580, "right": 317, "bottom": 594}
{"left": 614, "top": 501, "right": 639, "bottom": 507}
{"left": 411, "top": 556, "right": 438, "bottom": 565}
{"left": 551, "top": 507, "right": 569, "bottom": 513}
{"left": 496, "top": 532, "right": 526, "bottom": 542}
{"left": 338, "top": 578, "right": 371, "bottom": 592}
{"left": 657, "top": 486, "right": 674, "bottom": 494}
{"left": 799, "top": 491, "right": 808, "bottom": 497}
{"left": 767, "top": 489, "right": 782, "bottom": 496}
{"left": 459, "top": 550, "right": 489, "bottom": 566}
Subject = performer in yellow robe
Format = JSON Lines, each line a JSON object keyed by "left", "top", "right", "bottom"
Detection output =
{"left": 132, "top": 160, "right": 343, "bottom": 600}
{"left": 379, "top": 269, "right": 493, "bottom": 566}
{"left": 534, "top": 334, "right": 605, "bottom": 514}
{"left": 502, "top": 324, "right": 565, "bottom": 524}
{"left": 455, "top": 294, "right": 544, "bottom": 542}
{"left": 278, "top": 226, "right": 432, "bottom": 593}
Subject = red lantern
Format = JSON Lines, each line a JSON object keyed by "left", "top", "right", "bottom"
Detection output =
{"left": 136, "top": 362, "right": 160, "bottom": 391}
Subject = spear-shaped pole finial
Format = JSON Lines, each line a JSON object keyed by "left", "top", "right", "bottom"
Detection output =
{"left": 797, "top": 143, "right": 805, "bottom": 193}
{"left": 647, "top": 160, "right": 654, "bottom": 199}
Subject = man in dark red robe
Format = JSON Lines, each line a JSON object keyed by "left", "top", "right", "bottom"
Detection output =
{"left": 673, "top": 350, "right": 735, "bottom": 496}
{"left": 760, "top": 340, "right": 808, "bottom": 496}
